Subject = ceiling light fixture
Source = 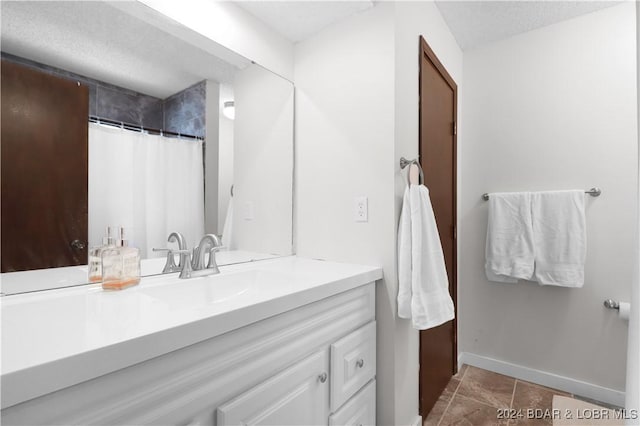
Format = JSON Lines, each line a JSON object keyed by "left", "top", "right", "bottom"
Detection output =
{"left": 223, "top": 100, "right": 235, "bottom": 120}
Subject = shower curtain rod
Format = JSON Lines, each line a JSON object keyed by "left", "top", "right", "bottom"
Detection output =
{"left": 89, "top": 115, "right": 204, "bottom": 141}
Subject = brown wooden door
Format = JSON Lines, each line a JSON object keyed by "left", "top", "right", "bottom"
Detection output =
{"left": 1, "top": 60, "right": 89, "bottom": 272}
{"left": 418, "top": 36, "right": 458, "bottom": 416}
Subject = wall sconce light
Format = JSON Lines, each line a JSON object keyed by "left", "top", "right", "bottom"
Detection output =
{"left": 223, "top": 101, "right": 235, "bottom": 120}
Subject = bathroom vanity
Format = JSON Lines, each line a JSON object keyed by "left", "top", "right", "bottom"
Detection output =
{"left": 0, "top": 257, "right": 381, "bottom": 425}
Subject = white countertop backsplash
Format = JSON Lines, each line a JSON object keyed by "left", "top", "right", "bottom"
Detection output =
{"left": 0, "top": 250, "right": 281, "bottom": 295}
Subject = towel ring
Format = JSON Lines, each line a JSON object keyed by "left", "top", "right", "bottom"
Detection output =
{"left": 400, "top": 157, "right": 424, "bottom": 186}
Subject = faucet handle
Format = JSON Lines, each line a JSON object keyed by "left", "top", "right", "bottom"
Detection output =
{"left": 205, "top": 245, "right": 225, "bottom": 271}
{"left": 172, "top": 249, "right": 192, "bottom": 254}
{"left": 153, "top": 248, "right": 181, "bottom": 273}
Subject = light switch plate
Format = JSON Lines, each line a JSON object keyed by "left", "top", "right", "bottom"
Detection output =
{"left": 355, "top": 196, "right": 368, "bottom": 222}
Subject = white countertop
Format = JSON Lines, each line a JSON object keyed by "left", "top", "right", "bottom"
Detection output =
{"left": 0, "top": 256, "right": 382, "bottom": 409}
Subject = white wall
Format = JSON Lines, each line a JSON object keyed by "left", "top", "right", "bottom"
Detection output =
{"left": 205, "top": 80, "right": 220, "bottom": 235}
{"left": 393, "top": 2, "right": 463, "bottom": 424}
{"left": 233, "top": 64, "right": 294, "bottom": 255}
{"left": 295, "top": 2, "right": 462, "bottom": 424}
{"left": 459, "top": 3, "right": 637, "bottom": 396}
{"left": 294, "top": 3, "right": 397, "bottom": 424}
{"left": 218, "top": 85, "right": 234, "bottom": 234}
{"left": 217, "top": 116, "right": 233, "bottom": 234}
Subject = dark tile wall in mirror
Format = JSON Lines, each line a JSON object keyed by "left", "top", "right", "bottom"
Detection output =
{"left": 163, "top": 81, "right": 206, "bottom": 138}
{"left": 1, "top": 52, "right": 206, "bottom": 136}
{"left": 95, "top": 85, "right": 163, "bottom": 129}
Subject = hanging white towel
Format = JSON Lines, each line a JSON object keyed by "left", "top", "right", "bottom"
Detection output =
{"left": 221, "top": 197, "right": 234, "bottom": 250}
{"left": 398, "top": 185, "right": 455, "bottom": 330}
{"left": 485, "top": 192, "right": 535, "bottom": 283}
{"left": 531, "top": 190, "right": 586, "bottom": 287}
{"left": 397, "top": 188, "right": 413, "bottom": 319}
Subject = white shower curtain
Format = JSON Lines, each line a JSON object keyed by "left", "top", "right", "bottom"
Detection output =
{"left": 88, "top": 123, "right": 205, "bottom": 258}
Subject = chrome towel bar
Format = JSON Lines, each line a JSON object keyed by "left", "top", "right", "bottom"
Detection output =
{"left": 604, "top": 299, "right": 620, "bottom": 310}
{"left": 482, "top": 187, "right": 601, "bottom": 201}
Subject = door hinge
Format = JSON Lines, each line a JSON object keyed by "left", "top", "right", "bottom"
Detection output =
{"left": 451, "top": 225, "right": 457, "bottom": 239}
{"left": 452, "top": 121, "right": 457, "bottom": 136}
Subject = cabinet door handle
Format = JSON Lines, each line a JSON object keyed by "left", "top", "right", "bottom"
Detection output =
{"left": 356, "top": 358, "right": 365, "bottom": 368}
{"left": 318, "top": 372, "right": 328, "bottom": 383}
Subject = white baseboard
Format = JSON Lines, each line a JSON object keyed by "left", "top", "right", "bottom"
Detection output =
{"left": 458, "top": 352, "right": 626, "bottom": 408}
{"left": 410, "top": 415, "right": 422, "bottom": 426}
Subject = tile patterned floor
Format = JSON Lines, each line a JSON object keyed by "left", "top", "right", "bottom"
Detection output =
{"left": 423, "top": 365, "right": 603, "bottom": 426}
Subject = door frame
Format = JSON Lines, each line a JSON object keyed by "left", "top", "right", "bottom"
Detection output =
{"left": 418, "top": 35, "right": 458, "bottom": 413}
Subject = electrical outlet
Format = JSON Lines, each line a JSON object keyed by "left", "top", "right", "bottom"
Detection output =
{"left": 355, "top": 196, "right": 368, "bottom": 222}
{"left": 243, "top": 201, "right": 254, "bottom": 220}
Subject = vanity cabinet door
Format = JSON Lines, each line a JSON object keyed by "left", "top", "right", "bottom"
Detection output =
{"left": 216, "top": 350, "right": 330, "bottom": 426}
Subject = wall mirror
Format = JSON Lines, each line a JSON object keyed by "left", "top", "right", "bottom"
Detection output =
{"left": 0, "top": 1, "right": 294, "bottom": 295}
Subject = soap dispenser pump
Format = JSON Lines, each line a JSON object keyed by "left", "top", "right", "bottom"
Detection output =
{"left": 101, "top": 227, "right": 141, "bottom": 291}
{"left": 88, "top": 226, "right": 115, "bottom": 282}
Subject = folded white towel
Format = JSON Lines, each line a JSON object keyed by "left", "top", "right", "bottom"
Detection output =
{"left": 398, "top": 185, "right": 455, "bottom": 330}
{"left": 485, "top": 192, "right": 535, "bottom": 283}
{"left": 531, "top": 190, "right": 586, "bottom": 287}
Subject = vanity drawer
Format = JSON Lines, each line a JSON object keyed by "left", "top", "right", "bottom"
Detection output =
{"left": 329, "top": 379, "right": 375, "bottom": 426}
{"left": 330, "top": 321, "right": 376, "bottom": 410}
{"left": 217, "top": 350, "right": 329, "bottom": 425}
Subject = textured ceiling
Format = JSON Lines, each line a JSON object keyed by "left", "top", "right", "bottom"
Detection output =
{"left": 0, "top": 1, "right": 241, "bottom": 98}
{"left": 2, "top": 0, "right": 622, "bottom": 96}
{"left": 435, "top": 1, "right": 622, "bottom": 50}
{"left": 236, "top": 1, "right": 374, "bottom": 43}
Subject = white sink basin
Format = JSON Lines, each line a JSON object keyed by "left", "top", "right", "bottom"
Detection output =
{"left": 135, "top": 269, "right": 297, "bottom": 310}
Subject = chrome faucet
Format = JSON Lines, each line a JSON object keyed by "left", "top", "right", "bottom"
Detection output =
{"left": 169, "top": 232, "right": 187, "bottom": 251}
{"left": 168, "top": 232, "right": 188, "bottom": 271}
{"left": 174, "top": 234, "right": 223, "bottom": 279}
{"left": 153, "top": 232, "right": 188, "bottom": 273}
{"left": 173, "top": 249, "right": 194, "bottom": 279}
{"left": 192, "top": 234, "right": 223, "bottom": 271}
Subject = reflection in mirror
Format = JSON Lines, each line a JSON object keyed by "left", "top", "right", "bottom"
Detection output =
{"left": 0, "top": 1, "right": 294, "bottom": 295}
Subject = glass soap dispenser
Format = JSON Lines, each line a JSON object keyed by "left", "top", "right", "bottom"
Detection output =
{"left": 101, "top": 227, "right": 141, "bottom": 291}
{"left": 88, "top": 226, "right": 115, "bottom": 282}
